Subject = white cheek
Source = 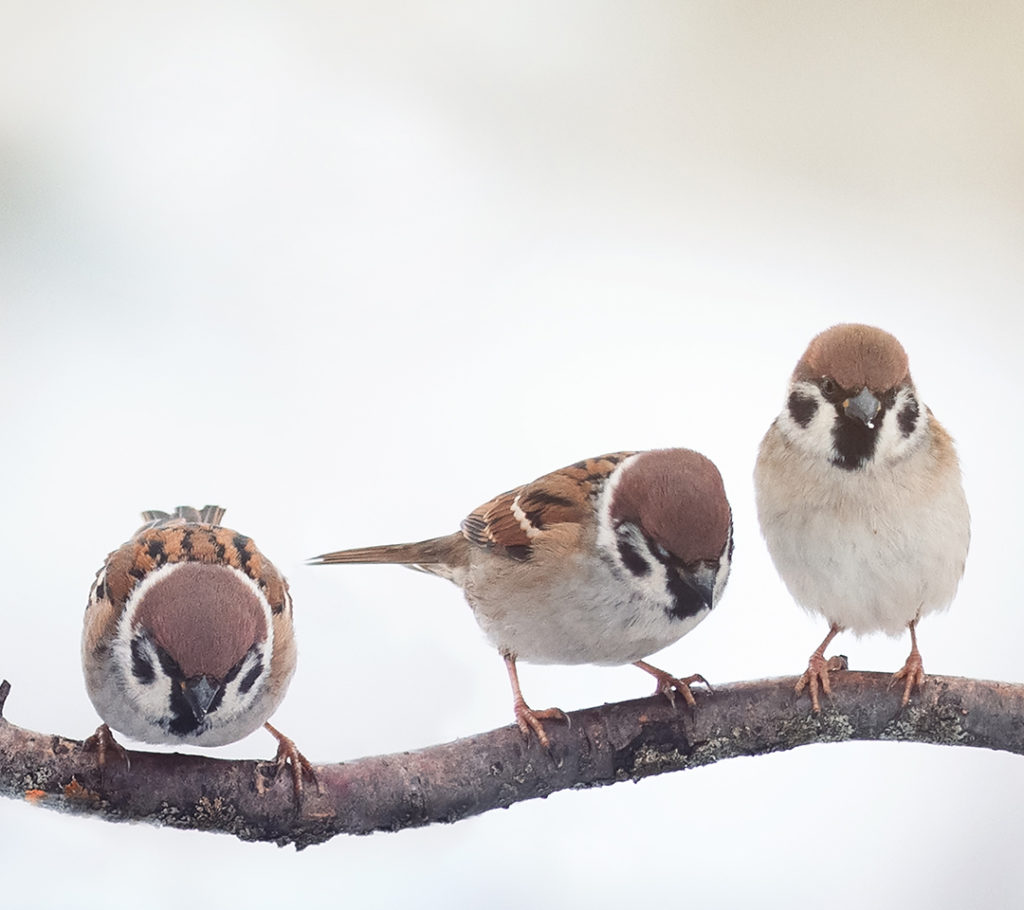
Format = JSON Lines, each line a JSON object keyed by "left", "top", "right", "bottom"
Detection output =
{"left": 875, "top": 387, "right": 928, "bottom": 463}
{"left": 112, "top": 635, "right": 173, "bottom": 729}
{"left": 776, "top": 382, "right": 836, "bottom": 458}
{"left": 595, "top": 464, "right": 675, "bottom": 608}
{"left": 615, "top": 524, "right": 676, "bottom": 603}
{"left": 221, "top": 649, "right": 269, "bottom": 713}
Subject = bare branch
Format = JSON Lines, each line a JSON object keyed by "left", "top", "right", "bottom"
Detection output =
{"left": 2, "top": 672, "right": 1021, "bottom": 848}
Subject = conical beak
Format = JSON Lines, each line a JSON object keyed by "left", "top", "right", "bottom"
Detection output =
{"left": 182, "top": 676, "right": 221, "bottom": 722}
{"left": 843, "top": 388, "right": 881, "bottom": 428}
{"left": 686, "top": 561, "right": 719, "bottom": 609}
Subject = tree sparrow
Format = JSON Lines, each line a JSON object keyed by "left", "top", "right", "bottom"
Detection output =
{"left": 311, "top": 449, "right": 733, "bottom": 747}
{"left": 754, "top": 324, "right": 970, "bottom": 711}
{"left": 82, "top": 506, "right": 315, "bottom": 796}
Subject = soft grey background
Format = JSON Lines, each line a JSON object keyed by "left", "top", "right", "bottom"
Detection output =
{"left": 2, "top": 3, "right": 1022, "bottom": 907}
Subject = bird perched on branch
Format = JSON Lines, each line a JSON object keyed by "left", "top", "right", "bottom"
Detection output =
{"left": 755, "top": 324, "right": 970, "bottom": 711}
{"left": 310, "top": 449, "right": 733, "bottom": 748}
{"left": 82, "top": 505, "right": 316, "bottom": 797}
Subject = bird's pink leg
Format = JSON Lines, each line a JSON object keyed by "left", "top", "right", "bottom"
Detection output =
{"left": 633, "top": 659, "right": 711, "bottom": 707}
{"left": 795, "top": 624, "right": 845, "bottom": 712}
{"left": 262, "top": 722, "right": 321, "bottom": 800}
{"left": 502, "top": 652, "right": 567, "bottom": 750}
{"left": 889, "top": 619, "right": 925, "bottom": 706}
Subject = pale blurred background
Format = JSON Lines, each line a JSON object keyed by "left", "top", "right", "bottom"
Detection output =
{"left": 2, "top": 2, "right": 1023, "bottom": 907}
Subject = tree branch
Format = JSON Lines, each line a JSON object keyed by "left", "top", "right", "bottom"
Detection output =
{"left": 2, "top": 672, "right": 1021, "bottom": 848}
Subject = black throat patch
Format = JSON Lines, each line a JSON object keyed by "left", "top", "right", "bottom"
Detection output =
{"left": 612, "top": 523, "right": 714, "bottom": 622}
{"left": 664, "top": 569, "right": 710, "bottom": 621}
{"left": 830, "top": 403, "right": 886, "bottom": 470}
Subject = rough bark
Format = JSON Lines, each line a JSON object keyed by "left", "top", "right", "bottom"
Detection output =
{"left": 2, "top": 672, "right": 1022, "bottom": 849}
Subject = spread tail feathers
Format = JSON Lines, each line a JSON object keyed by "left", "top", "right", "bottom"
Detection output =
{"left": 139, "top": 505, "right": 227, "bottom": 529}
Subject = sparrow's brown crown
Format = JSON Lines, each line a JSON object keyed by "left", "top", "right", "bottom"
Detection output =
{"left": 794, "top": 323, "right": 910, "bottom": 392}
{"left": 609, "top": 449, "right": 730, "bottom": 566}
{"left": 133, "top": 562, "right": 268, "bottom": 680}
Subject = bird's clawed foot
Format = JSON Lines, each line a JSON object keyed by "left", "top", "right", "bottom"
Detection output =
{"left": 511, "top": 698, "right": 569, "bottom": 751}
{"left": 795, "top": 654, "right": 849, "bottom": 713}
{"left": 633, "top": 659, "right": 710, "bottom": 708}
{"left": 889, "top": 652, "right": 924, "bottom": 707}
{"left": 261, "top": 722, "right": 321, "bottom": 801}
{"left": 795, "top": 625, "right": 846, "bottom": 713}
{"left": 889, "top": 622, "right": 925, "bottom": 707}
{"left": 82, "top": 723, "right": 131, "bottom": 772}
{"left": 888, "top": 620, "right": 925, "bottom": 707}
{"left": 502, "top": 651, "right": 568, "bottom": 751}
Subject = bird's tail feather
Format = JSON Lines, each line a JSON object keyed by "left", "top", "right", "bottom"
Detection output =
{"left": 139, "top": 505, "right": 227, "bottom": 528}
{"left": 308, "top": 539, "right": 449, "bottom": 566}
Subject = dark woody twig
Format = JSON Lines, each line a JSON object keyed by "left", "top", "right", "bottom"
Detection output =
{"left": 2, "top": 672, "right": 1021, "bottom": 849}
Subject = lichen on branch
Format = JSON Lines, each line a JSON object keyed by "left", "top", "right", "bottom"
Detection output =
{"left": 1, "top": 672, "right": 1021, "bottom": 848}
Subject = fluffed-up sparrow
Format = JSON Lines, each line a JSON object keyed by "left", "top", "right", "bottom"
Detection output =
{"left": 754, "top": 324, "right": 970, "bottom": 711}
{"left": 311, "top": 449, "right": 733, "bottom": 747}
{"left": 82, "top": 506, "right": 316, "bottom": 796}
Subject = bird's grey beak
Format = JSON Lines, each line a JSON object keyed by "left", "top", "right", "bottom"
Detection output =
{"left": 183, "top": 676, "right": 221, "bottom": 722}
{"left": 843, "top": 388, "right": 881, "bottom": 429}
{"left": 687, "top": 561, "right": 719, "bottom": 609}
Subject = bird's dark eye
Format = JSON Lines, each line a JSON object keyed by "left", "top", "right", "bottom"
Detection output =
{"left": 819, "top": 377, "right": 842, "bottom": 402}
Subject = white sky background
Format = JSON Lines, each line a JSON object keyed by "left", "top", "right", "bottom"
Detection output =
{"left": 2, "top": 2, "right": 1023, "bottom": 907}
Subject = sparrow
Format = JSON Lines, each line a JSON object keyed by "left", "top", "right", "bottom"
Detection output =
{"left": 82, "top": 505, "right": 316, "bottom": 797}
{"left": 754, "top": 324, "right": 970, "bottom": 711}
{"left": 310, "top": 449, "right": 733, "bottom": 748}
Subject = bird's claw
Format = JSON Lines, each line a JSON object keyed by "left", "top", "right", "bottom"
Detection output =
{"left": 889, "top": 651, "right": 925, "bottom": 707}
{"left": 634, "top": 660, "right": 711, "bottom": 708}
{"left": 261, "top": 722, "right": 321, "bottom": 801}
{"left": 513, "top": 701, "right": 568, "bottom": 751}
{"left": 796, "top": 653, "right": 847, "bottom": 712}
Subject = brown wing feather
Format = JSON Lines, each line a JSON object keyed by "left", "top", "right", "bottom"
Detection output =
{"left": 460, "top": 451, "right": 636, "bottom": 560}
{"left": 92, "top": 507, "right": 291, "bottom": 618}
{"left": 462, "top": 489, "right": 530, "bottom": 553}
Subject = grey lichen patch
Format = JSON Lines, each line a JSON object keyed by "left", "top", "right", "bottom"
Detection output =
{"left": 155, "top": 801, "right": 183, "bottom": 825}
{"left": 880, "top": 702, "right": 971, "bottom": 747}
{"left": 777, "top": 709, "right": 855, "bottom": 748}
{"left": 154, "top": 796, "right": 242, "bottom": 836}
{"left": 511, "top": 761, "right": 536, "bottom": 786}
{"left": 192, "top": 795, "right": 239, "bottom": 829}
{"left": 687, "top": 736, "right": 742, "bottom": 769}
{"left": 16, "top": 764, "right": 70, "bottom": 795}
{"left": 628, "top": 743, "right": 689, "bottom": 780}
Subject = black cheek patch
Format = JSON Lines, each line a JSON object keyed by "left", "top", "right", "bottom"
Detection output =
{"left": 130, "top": 638, "right": 155, "bottom": 684}
{"left": 617, "top": 537, "right": 651, "bottom": 577}
{"left": 788, "top": 391, "right": 819, "bottom": 428}
{"left": 239, "top": 662, "right": 263, "bottom": 695}
{"left": 898, "top": 397, "right": 920, "bottom": 437}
